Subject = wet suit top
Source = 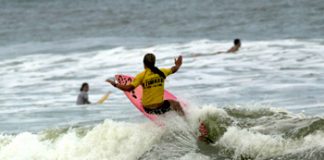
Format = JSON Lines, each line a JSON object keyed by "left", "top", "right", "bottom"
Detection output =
{"left": 76, "top": 91, "right": 91, "bottom": 105}
{"left": 130, "top": 68, "right": 173, "bottom": 109}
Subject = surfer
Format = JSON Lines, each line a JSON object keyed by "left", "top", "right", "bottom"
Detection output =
{"left": 226, "top": 38, "right": 241, "bottom": 53}
{"left": 76, "top": 82, "right": 91, "bottom": 105}
{"left": 217, "top": 38, "right": 242, "bottom": 54}
{"left": 191, "top": 39, "right": 241, "bottom": 57}
{"left": 106, "top": 53, "right": 185, "bottom": 116}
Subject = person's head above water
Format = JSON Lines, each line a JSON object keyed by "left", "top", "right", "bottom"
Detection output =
{"left": 80, "top": 82, "right": 89, "bottom": 92}
{"left": 227, "top": 39, "right": 241, "bottom": 53}
{"left": 143, "top": 53, "right": 166, "bottom": 79}
{"left": 234, "top": 39, "right": 241, "bottom": 47}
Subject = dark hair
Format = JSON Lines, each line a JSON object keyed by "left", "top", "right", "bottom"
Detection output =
{"left": 80, "top": 82, "right": 89, "bottom": 91}
{"left": 234, "top": 39, "right": 241, "bottom": 45}
{"left": 143, "top": 53, "right": 166, "bottom": 79}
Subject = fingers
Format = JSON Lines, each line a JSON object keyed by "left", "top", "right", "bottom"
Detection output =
{"left": 177, "top": 55, "right": 182, "bottom": 61}
{"left": 174, "top": 56, "right": 179, "bottom": 63}
{"left": 106, "top": 78, "right": 116, "bottom": 83}
{"left": 106, "top": 79, "right": 114, "bottom": 84}
{"left": 174, "top": 55, "right": 182, "bottom": 67}
{"left": 178, "top": 55, "right": 183, "bottom": 61}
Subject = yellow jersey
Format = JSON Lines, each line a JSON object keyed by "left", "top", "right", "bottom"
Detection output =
{"left": 130, "top": 68, "right": 173, "bottom": 108}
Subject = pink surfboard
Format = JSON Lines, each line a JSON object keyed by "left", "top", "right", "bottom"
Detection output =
{"left": 115, "top": 74, "right": 180, "bottom": 121}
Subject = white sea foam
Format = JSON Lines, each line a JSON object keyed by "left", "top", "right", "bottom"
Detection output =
{"left": 1, "top": 105, "right": 324, "bottom": 159}
{"left": 1, "top": 39, "right": 324, "bottom": 159}
{"left": 0, "top": 120, "right": 162, "bottom": 160}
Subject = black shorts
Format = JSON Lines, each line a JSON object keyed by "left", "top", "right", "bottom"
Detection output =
{"left": 144, "top": 100, "right": 171, "bottom": 115}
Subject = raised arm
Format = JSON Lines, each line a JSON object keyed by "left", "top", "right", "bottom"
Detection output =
{"left": 171, "top": 55, "right": 183, "bottom": 73}
{"left": 106, "top": 79, "right": 135, "bottom": 92}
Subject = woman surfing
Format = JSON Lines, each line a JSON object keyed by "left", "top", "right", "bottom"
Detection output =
{"left": 106, "top": 53, "right": 185, "bottom": 116}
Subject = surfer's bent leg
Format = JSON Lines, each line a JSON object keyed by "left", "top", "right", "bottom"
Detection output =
{"left": 168, "top": 100, "right": 185, "bottom": 116}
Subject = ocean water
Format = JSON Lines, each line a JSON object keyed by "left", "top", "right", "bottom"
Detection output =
{"left": 1, "top": 0, "right": 324, "bottom": 160}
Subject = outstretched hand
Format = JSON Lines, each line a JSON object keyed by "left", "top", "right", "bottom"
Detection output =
{"left": 106, "top": 78, "right": 134, "bottom": 91}
{"left": 174, "top": 55, "right": 183, "bottom": 67}
{"left": 171, "top": 55, "right": 183, "bottom": 73}
{"left": 106, "top": 79, "right": 116, "bottom": 86}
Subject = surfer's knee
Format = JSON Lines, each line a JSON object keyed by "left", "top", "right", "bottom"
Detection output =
{"left": 168, "top": 100, "right": 180, "bottom": 109}
{"left": 168, "top": 100, "right": 184, "bottom": 116}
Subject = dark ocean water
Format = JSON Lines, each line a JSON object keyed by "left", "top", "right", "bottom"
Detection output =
{"left": 1, "top": 0, "right": 324, "bottom": 47}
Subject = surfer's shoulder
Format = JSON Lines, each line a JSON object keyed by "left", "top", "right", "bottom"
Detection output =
{"left": 135, "top": 70, "right": 146, "bottom": 77}
{"left": 160, "top": 68, "right": 173, "bottom": 75}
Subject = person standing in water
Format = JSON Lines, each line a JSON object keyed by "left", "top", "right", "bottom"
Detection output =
{"left": 106, "top": 53, "right": 185, "bottom": 116}
{"left": 76, "top": 82, "right": 91, "bottom": 105}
